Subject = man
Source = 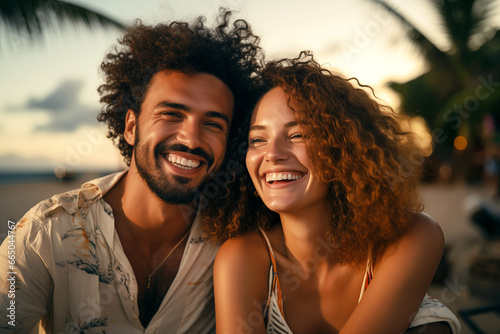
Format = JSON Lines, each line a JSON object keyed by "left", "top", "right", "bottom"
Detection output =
{"left": 0, "top": 10, "right": 459, "bottom": 334}
{"left": 0, "top": 10, "right": 263, "bottom": 333}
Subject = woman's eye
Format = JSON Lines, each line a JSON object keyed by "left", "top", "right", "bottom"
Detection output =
{"left": 290, "top": 133, "right": 303, "bottom": 140}
{"left": 249, "top": 138, "right": 265, "bottom": 145}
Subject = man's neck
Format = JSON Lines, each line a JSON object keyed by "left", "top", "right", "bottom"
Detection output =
{"left": 105, "top": 168, "right": 197, "bottom": 251}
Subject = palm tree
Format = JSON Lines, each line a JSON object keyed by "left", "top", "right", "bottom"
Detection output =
{"left": 366, "top": 0, "right": 500, "bottom": 181}
{"left": 0, "top": 0, "right": 126, "bottom": 50}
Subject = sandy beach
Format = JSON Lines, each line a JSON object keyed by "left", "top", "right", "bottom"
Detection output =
{"left": 1, "top": 175, "right": 499, "bottom": 333}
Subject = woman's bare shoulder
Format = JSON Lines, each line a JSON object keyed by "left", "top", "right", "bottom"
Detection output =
{"left": 214, "top": 230, "right": 271, "bottom": 306}
{"left": 218, "top": 230, "right": 268, "bottom": 255}
{"left": 377, "top": 211, "right": 445, "bottom": 270}
{"left": 215, "top": 230, "right": 270, "bottom": 275}
{"left": 405, "top": 212, "right": 445, "bottom": 247}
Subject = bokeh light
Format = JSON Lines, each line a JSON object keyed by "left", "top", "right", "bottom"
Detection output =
{"left": 454, "top": 136, "right": 468, "bottom": 151}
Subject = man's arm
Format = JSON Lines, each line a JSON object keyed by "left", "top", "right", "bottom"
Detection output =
{"left": 407, "top": 293, "right": 461, "bottom": 334}
{"left": 407, "top": 321, "right": 452, "bottom": 334}
{"left": 0, "top": 217, "right": 53, "bottom": 331}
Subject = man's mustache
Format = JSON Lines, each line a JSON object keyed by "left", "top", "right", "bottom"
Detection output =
{"left": 155, "top": 143, "right": 214, "bottom": 168}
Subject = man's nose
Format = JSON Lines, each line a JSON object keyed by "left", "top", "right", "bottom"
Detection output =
{"left": 176, "top": 119, "right": 202, "bottom": 149}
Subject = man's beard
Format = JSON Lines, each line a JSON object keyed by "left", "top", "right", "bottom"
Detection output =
{"left": 133, "top": 127, "right": 215, "bottom": 205}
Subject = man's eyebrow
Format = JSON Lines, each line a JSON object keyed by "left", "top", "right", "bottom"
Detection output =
{"left": 155, "top": 101, "right": 191, "bottom": 111}
{"left": 206, "top": 111, "right": 230, "bottom": 125}
{"left": 155, "top": 102, "right": 229, "bottom": 125}
{"left": 249, "top": 121, "right": 298, "bottom": 132}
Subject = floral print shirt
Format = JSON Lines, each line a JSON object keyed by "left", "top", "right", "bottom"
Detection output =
{"left": 0, "top": 171, "right": 219, "bottom": 333}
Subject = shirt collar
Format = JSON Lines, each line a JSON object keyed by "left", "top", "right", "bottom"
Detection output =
{"left": 81, "top": 169, "right": 128, "bottom": 199}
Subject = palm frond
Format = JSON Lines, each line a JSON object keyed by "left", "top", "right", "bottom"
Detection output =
{"left": 469, "top": 0, "right": 500, "bottom": 49}
{"left": 0, "top": 0, "right": 126, "bottom": 48}
{"left": 365, "top": 0, "right": 452, "bottom": 69}
{"left": 436, "top": 0, "right": 497, "bottom": 59}
{"left": 52, "top": 1, "right": 126, "bottom": 31}
{"left": 439, "top": 0, "right": 476, "bottom": 53}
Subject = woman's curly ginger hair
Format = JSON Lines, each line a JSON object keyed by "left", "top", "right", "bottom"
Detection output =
{"left": 203, "top": 52, "right": 424, "bottom": 265}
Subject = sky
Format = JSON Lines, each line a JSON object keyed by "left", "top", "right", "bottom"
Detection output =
{"left": 1, "top": 0, "right": 496, "bottom": 173}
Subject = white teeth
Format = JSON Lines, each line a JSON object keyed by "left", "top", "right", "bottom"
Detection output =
{"left": 167, "top": 154, "right": 201, "bottom": 169}
{"left": 265, "top": 172, "right": 303, "bottom": 182}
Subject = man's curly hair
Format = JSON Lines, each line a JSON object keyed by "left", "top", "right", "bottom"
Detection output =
{"left": 97, "top": 9, "right": 264, "bottom": 166}
{"left": 203, "top": 52, "right": 424, "bottom": 265}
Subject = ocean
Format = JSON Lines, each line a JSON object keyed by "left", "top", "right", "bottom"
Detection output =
{"left": 0, "top": 170, "right": 117, "bottom": 240}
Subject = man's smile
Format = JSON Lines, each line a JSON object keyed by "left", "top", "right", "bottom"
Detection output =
{"left": 167, "top": 153, "right": 202, "bottom": 169}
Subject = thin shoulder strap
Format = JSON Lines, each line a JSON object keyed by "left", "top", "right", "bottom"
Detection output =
{"left": 258, "top": 227, "right": 279, "bottom": 272}
{"left": 258, "top": 227, "right": 284, "bottom": 314}
{"left": 358, "top": 256, "right": 374, "bottom": 303}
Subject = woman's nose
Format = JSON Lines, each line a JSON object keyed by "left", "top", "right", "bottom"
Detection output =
{"left": 265, "top": 137, "right": 289, "bottom": 162}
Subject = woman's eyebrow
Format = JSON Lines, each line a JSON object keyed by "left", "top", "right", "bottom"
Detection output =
{"left": 249, "top": 121, "right": 298, "bottom": 132}
{"left": 249, "top": 124, "right": 265, "bottom": 131}
{"left": 285, "top": 121, "right": 298, "bottom": 128}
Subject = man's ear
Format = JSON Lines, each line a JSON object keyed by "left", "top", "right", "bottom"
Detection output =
{"left": 124, "top": 109, "right": 137, "bottom": 145}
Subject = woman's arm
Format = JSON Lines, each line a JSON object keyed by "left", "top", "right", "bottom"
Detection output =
{"left": 214, "top": 233, "right": 270, "bottom": 334}
{"left": 340, "top": 212, "right": 445, "bottom": 334}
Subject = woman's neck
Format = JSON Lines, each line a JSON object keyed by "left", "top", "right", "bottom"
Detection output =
{"left": 278, "top": 203, "right": 336, "bottom": 275}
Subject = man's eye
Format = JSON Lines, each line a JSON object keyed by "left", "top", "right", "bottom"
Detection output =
{"left": 205, "top": 122, "right": 224, "bottom": 130}
{"left": 161, "top": 111, "right": 182, "bottom": 118}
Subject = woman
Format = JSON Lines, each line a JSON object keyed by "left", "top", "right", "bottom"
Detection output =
{"left": 206, "top": 53, "right": 459, "bottom": 333}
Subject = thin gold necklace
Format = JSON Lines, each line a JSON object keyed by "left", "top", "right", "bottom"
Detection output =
{"left": 124, "top": 221, "right": 191, "bottom": 289}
